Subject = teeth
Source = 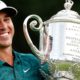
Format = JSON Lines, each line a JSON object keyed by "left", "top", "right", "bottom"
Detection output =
{"left": 0, "top": 33, "right": 8, "bottom": 37}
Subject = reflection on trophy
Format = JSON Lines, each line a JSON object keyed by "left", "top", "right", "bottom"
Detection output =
{"left": 23, "top": 0, "right": 80, "bottom": 80}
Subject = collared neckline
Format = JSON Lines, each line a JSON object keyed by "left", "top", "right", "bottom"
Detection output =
{"left": 12, "top": 50, "right": 21, "bottom": 64}
{"left": 0, "top": 60, "right": 5, "bottom": 66}
{"left": 0, "top": 50, "right": 21, "bottom": 67}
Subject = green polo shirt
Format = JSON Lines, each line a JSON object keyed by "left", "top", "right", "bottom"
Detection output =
{"left": 0, "top": 50, "right": 49, "bottom": 80}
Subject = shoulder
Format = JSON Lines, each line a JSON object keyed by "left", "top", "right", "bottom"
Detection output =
{"left": 14, "top": 50, "right": 41, "bottom": 65}
{"left": 14, "top": 50, "right": 50, "bottom": 75}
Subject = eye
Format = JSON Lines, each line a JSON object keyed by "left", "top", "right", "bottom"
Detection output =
{"left": 4, "top": 17, "right": 11, "bottom": 22}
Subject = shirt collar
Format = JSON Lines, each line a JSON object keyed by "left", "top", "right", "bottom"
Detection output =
{"left": 0, "top": 50, "right": 21, "bottom": 66}
{"left": 0, "top": 61, "right": 5, "bottom": 66}
{"left": 13, "top": 50, "right": 21, "bottom": 64}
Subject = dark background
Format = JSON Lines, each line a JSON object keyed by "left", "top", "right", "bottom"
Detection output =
{"left": 2, "top": 0, "right": 80, "bottom": 53}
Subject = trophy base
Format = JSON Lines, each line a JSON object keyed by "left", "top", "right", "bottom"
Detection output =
{"left": 41, "top": 60, "right": 80, "bottom": 80}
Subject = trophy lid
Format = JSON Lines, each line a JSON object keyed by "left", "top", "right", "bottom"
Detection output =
{"left": 45, "top": 0, "right": 80, "bottom": 24}
{"left": 53, "top": 9, "right": 80, "bottom": 19}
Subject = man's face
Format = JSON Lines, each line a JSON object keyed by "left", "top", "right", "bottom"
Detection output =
{"left": 0, "top": 12, "right": 14, "bottom": 48}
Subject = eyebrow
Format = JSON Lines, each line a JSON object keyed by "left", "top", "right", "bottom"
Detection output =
{"left": 4, "top": 14, "right": 11, "bottom": 17}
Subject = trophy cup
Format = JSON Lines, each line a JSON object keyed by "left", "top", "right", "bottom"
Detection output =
{"left": 23, "top": 0, "right": 80, "bottom": 80}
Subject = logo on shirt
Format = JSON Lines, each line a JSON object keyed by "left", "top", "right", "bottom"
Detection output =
{"left": 23, "top": 68, "right": 30, "bottom": 73}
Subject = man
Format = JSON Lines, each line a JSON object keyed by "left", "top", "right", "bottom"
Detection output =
{"left": 0, "top": 1, "right": 49, "bottom": 80}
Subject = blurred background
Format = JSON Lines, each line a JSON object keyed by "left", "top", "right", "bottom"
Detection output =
{"left": 2, "top": 0, "right": 80, "bottom": 53}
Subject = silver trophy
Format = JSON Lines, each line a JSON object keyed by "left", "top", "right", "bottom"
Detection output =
{"left": 23, "top": 0, "right": 80, "bottom": 80}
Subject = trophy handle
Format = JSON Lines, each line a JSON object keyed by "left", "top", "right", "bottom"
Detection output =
{"left": 23, "top": 14, "right": 50, "bottom": 61}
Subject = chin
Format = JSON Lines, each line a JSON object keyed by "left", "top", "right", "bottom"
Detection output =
{"left": 0, "top": 43, "right": 12, "bottom": 48}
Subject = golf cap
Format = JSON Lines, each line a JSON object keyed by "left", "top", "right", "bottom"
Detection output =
{"left": 0, "top": 1, "right": 18, "bottom": 17}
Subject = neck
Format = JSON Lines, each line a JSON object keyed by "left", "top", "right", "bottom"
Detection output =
{"left": 0, "top": 46, "right": 13, "bottom": 66}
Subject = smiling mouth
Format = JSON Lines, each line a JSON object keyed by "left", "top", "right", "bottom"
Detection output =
{"left": 0, "top": 32, "right": 9, "bottom": 40}
{"left": 0, "top": 33, "right": 8, "bottom": 37}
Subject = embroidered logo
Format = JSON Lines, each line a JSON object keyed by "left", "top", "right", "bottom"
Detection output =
{"left": 23, "top": 68, "right": 30, "bottom": 73}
